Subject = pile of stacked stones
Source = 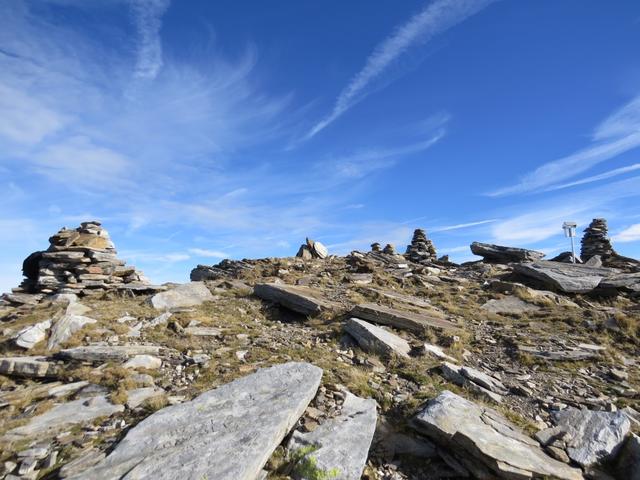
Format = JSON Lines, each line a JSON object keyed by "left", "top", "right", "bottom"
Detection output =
{"left": 296, "top": 237, "right": 329, "bottom": 259}
{"left": 17, "top": 221, "right": 149, "bottom": 296}
{"left": 580, "top": 218, "right": 617, "bottom": 261}
{"left": 405, "top": 228, "right": 437, "bottom": 263}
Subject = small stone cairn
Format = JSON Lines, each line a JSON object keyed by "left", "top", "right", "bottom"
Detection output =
{"left": 382, "top": 244, "right": 396, "bottom": 255}
{"left": 18, "top": 221, "right": 149, "bottom": 295}
{"left": 370, "top": 243, "right": 382, "bottom": 253}
{"left": 405, "top": 228, "right": 437, "bottom": 263}
{"left": 296, "top": 238, "right": 328, "bottom": 260}
{"left": 580, "top": 218, "right": 616, "bottom": 261}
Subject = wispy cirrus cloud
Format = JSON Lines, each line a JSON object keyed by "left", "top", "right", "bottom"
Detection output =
{"left": 431, "top": 218, "right": 497, "bottom": 232}
{"left": 540, "top": 163, "right": 640, "bottom": 192}
{"left": 130, "top": 0, "right": 171, "bottom": 80}
{"left": 613, "top": 224, "right": 640, "bottom": 243}
{"left": 489, "top": 94, "right": 640, "bottom": 197}
{"left": 303, "top": 0, "right": 497, "bottom": 141}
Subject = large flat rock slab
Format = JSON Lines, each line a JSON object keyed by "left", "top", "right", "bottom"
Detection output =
{"left": 57, "top": 345, "right": 162, "bottom": 363}
{"left": 471, "top": 242, "right": 545, "bottom": 263}
{"left": 515, "top": 261, "right": 617, "bottom": 293}
{"left": 48, "top": 313, "right": 97, "bottom": 350}
{"left": 345, "top": 318, "right": 411, "bottom": 358}
{"left": 287, "top": 390, "right": 377, "bottom": 480}
{"left": 68, "top": 362, "right": 323, "bottom": 480}
{"left": 481, "top": 296, "right": 540, "bottom": 315}
{"left": 149, "top": 282, "right": 215, "bottom": 310}
{"left": 0, "top": 356, "right": 59, "bottom": 378}
{"left": 254, "top": 283, "right": 337, "bottom": 316}
{"left": 412, "top": 390, "right": 583, "bottom": 480}
{"left": 351, "top": 303, "right": 458, "bottom": 333}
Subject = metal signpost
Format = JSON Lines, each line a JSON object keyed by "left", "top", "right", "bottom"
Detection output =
{"left": 562, "top": 221, "right": 577, "bottom": 263}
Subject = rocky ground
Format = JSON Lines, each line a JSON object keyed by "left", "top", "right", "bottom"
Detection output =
{"left": 0, "top": 246, "right": 639, "bottom": 479}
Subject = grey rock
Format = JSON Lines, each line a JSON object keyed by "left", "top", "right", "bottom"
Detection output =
{"left": 47, "top": 313, "right": 97, "bottom": 350}
{"left": 4, "top": 396, "right": 124, "bottom": 441}
{"left": 422, "top": 343, "right": 457, "bottom": 363}
{"left": 553, "top": 407, "right": 630, "bottom": 467}
{"left": 59, "top": 449, "right": 106, "bottom": 479}
{"left": 125, "top": 387, "right": 165, "bottom": 409}
{"left": 345, "top": 318, "right": 411, "bottom": 358}
{"left": 58, "top": 345, "right": 162, "bottom": 363}
{"left": 584, "top": 255, "right": 603, "bottom": 267}
{"left": 616, "top": 434, "right": 640, "bottom": 480}
{"left": 14, "top": 320, "right": 51, "bottom": 349}
{"left": 122, "top": 355, "right": 162, "bottom": 370}
{"left": 287, "top": 390, "right": 377, "bottom": 480}
{"left": 599, "top": 272, "right": 640, "bottom": 293}
{"left": 518, "top": 345, "right": 600, "bottom": 362}
{"left": 149, "top": 282, "right": 215, "bottom": 310}
{"left": 470, "top": 242, "right": 545, "bottom": 263}
{"left": 350, "top": 303, "right": 458, "bottom": 333}
{"left": 254, "top": 283, "right": 337, "bottom": 316}
{"left": 67, "top": 362, "right": 322, "bottom": 480}
{"left": 412, "top": 390, "right": 583, "bottom": 480}
{"left": 481, "top": 296, "right": 540, "bottom": 315}
{"left": 0, "top": 356, "right": 59, "bottom": 378}
{"left": 440, "top": 362, "right": 504, "bottom": 403}
{"left": 514, "top": 261, "right": 617, "bottom": 293}
{"left": 183, "top": 326, "right": 222, "bottom": 336}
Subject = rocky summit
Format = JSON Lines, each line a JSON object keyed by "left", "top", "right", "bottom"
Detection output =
{"left": 0, "top": 219, "right": 639, "bottom": 480}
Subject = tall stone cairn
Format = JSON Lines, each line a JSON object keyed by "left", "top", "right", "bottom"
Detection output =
{"left": 580, "top": 218, "right": 616, "bottom": 261}
{"left": 19, "top": 221, "right": 149, "bottom": 295}
{"left": 405, "top": 228, "right": 437, "bottom": 263}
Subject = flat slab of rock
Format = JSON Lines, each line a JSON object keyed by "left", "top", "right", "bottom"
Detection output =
{"left": 351, "top": 303, "right": 458, "bottom": 333}
{"left": 183, "top": 326, "right": 222, "bottom": 336}
{"left": 0, "top": 356, "right": 59, "bottom": 378}
{"left": 4, "top": 395, "right": 124, "bottom": 441}
{"left": 58, "top": 345, "right": 162, "bottom": 363}
{"left": 149, "top": 282, "right": 215, "bottom": 310}
{"left": 14, "top": 320, "right": 51, "bottom": 349}
{"left": 412, "top": 390, "right": 582, "bottom": 480}
{"left": 515, "top": 261, "right": 617, "bottom": 293}
{"left": 599, "top": 272, "right": 640, "bottom": 293}
{"left": 471, "top": 242, "right": 545, "bottom": 263}
{"left": 518, "top": 345, "right": 599, "bottom": 362}
{"left": 48, "top": 313, "right": 97, "bottom": 350}
{"left": 481, "top": 296, "right": 540, "bottom": 315}
{"left": 67, "top": 362, "right": 322, "bottom": 480}
{"left": 440, "top": 362, "right": 505, "bottom": 403}
{"left": 126, "top": 387, "right": 165, "bottom": 409}
{"left": 553, "top": 407, "right": 630, "bottom": 467}
{"left": 345, "top": 318, "right": 411, "bottom": 358}
{"left": 254, "top": 283, "right": 337, "bottom": 316}
{"left": 287, "top": 390, "right": 377, "bottom": 480}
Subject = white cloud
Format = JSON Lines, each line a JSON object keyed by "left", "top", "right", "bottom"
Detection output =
{"left": 431, "top": 218, "right": 497, "bottom": 232}
{"left": 541, "top": 163, "right": 640, "bottom": 192}
{"left": 304, "top": 0, "right": 496, "bottom": 140}
{"left": 188, "top": 248, "right": 229, "bottom": 258}
{"left": 130, "top": 0, "right": 171, "bottom": 80}
{"left": 613, "top": 224, "right": 640, "bottom": 243}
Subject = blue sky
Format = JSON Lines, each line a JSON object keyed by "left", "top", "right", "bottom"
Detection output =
{"left": 1, "top": 0, "right": 640, "bottom": 292}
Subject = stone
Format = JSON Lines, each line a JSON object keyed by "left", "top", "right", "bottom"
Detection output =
{"left": 14, "top": 320, "right": 51, "bottom": 349}
{"left": 584, "top": 255, "right": 603, "bottom": 267}
{"left": 470, "top": 242, "right": 546, "bottom": 263}
{"left": 581, "top": 218, "right": 617, "bottom": 262}
{"left": 125, "top": 387, "right": 165, "bottom": 409}
{"left": 422, "top": 343, "right": 457, "bottom": 363}
{"left": 616, "top": 434, "right": 640, "bottom": 480}
{"left": 549, "top": 251, "right": 583, "bottom": 263}
{"left": 412, "top": 390, "right": 583, "bottom": 480}
{"left": 59, "top": 449, "right": 106, "bottom": 479}
{"left": 149, "top": 282, "right": 215, "bottom": 310}
{"left": 123, "top": 355, "right": 162, "bottom": 370}
{"left": 183, "top": 326, "right": 222, "bottom": 337}
{"left": 518, "top": 345, "right": 601, "bottom": 362}
{"left": 440, "top": 362, "right": 505, "bottom": 403}
{"left": 382, "top": 244, "right": 396, "bottom": 255}
{"left": 345, "top": 318, "right": 411, "bottom": 358}
{"left": 553, "top": 407, "right": 630, "bottom": 467}
{"left": 599, "top": 272, "right": 640, "bottom": 293}
{"left": 57, "top": 345, "right": 162, "bottom": 362}
{"left": 66, "top": 362, "right": 322, "bottom": 480}
{"left": 47, "top": 313, "right": 96, "bottom": 350}
{"left": 481, "top": 296, "right": 540, "bottom": 315}
{"left": 4, "top": 395, "right": 124, "bottom": 441}
{"left": 287, "top": 390, "right": 377, "bottom": 480}
{"left": 295, "top": 238, "right": 328, "bottom": 259}
{"left": 514, "top": 261, "right": 617, "bottom": 293}
{"left": 405, "top": 228, "right": 437, "bottom": 263}
{"left": 351, "top": 303, "right": 458, "bottom": 333}
{"left": 254, "top": 283, "right": 337, "bottom": 316}
{"left": 370, "top": 243, "right": 382, "bottom": 253}
{"left": 0, "top": 356, "right": 58, "bottom": 378}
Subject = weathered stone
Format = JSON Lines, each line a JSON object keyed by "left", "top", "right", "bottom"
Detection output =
{"left": 57, "top": 345, "right": 162, "bottom": 362}
{"left": 67, "top": 362, "right": 322, "bottom": 480}
{"left": 616, "top": 434, "right": 640, "bottom": 480}
{"left": 599, "top": 272, "right": 640, "bottom": 293}
{"left": 423, "top": 343, "right": 457, "bottom": 363}
{"left": 470, "top": 242, "right": 545, "bottom": 263}
{"left": 149, "top": 282, "right": 215, "bottom": 310}
{"left": 518, "top": 345, "right": 600, "bottom": 362}
{"left": 254, "top": 283, "right": 337, "bottom": 316}
{"left": 125, "top": 387, "right": 165, "bottom": 409}
{"left": 412, "top": 390, "right": 583, "bottom": 480}
{"left": 47, "top": 313, "right": 96, "bottom": 350}
{"left": 481, "top": 296, "right": 540, "bottom": 315}
{"left": 351, "top": 303, "right": 458, "bottom": 333}
{"left": 123, "top": 355, "right": 162, "bottom": 370}
{"left": 59, "top": 449, "right": 106, "bottom": 479}
{"left": 0, "top": 356, "right": 58, "bottom": 378}
{"left": 287, "top": 390, "right": 377, "bottom": 480}
{"left": 4, "top": 395, "right": 124, "bottom": 441}
{"left": 440, "top": 362, "right": 504, "bottom": 403}
{"left": 553, "top": 407, "right": 630, "bottom": 467}
{"left": 345, "top": 318, "right": 411, "bottom": 358}
{"left": 515, "top": 261, "right": 617, "bottom": 293}
{"left": 183, "top": 326, "right": 222, "bottom": 336}
{"left": 14, "top": 320, "right": 51, "bottom": 349}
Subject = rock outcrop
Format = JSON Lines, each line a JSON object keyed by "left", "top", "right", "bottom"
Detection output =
{"left": 471, "top": 242, "right": 546, "bottom": 263}
{"left": 515, "top": 261, "right": 617, "bottom": 293}
{"left": 405, "top": 228, "right": 437, "bottom": 263}
{"left": 296, "top": 238, "right": 329, "bottom": 260}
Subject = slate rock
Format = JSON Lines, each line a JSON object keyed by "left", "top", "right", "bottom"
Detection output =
{"left": 149, "top": 282, "right": 215, "bottom": 310}
{"left": 412, "top": 390, "right": 583, "bottom": 480}
{"left": 440, "top": 362, "right": 504, "bottom": 403}
{"left": 47, "top": 313, "right": 97, "bottom": 350}
{"left": 125, "top": 387, "right": 165, "bottom": 409}
{"left": 470, "top": 242, "right": 546, "bottom": 263}
{"left": 345, "top": 317, "right": 411, "bottom": 358}
{"left": 67, "top": 362, "right": 322, "bottom": 480}
{"left": 57, "top": 345, "right": 162, "bottom": 363}
{"left": 481, "top": 296, "right": 540, "bottom": 315}
{"left": 553, "top": 407, "right": 631, "bottom": 467}
{"left": 287, "top": 390, "right": 377, "bottom": 480}
{"left": 14, "top": 320, "right": 51, "bottom": 349}
{"left": 0, "top": 356, "right": 59, "bottom": 378}
{"left": 254, "top": 283, "right": 337, "bottom": 316}
{"left": 351, "top": 303, "right": 458, "bottom": 333}
{"left": 515, "top": 261, "right": 617, "bottom": 293}
{"left": 123, "top": 355, "right": 162, "bottom": 370}
{"left": 616, "top": 434, "right": 640, "bottom": 480}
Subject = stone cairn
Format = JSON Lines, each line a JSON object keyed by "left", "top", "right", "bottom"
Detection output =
{"left": 18, "top": 221, "right": 149, "bottom": 296}
{"left": 296, "top": 237, "right": 328, "bottom": 260}
{"left": 370, "top": 242, "right": 382, "bottom": 253}
{"left": 405, "top": 228, "right": 437, "bottom": 263}
{"left": 580, "top": 218, "right": 616, "bottom": 261}
{"left": 382, "top": 244, "right": 396, "bottom": 255}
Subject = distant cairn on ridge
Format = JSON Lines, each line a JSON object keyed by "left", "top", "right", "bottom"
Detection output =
{"left": 296, "top": 237, "right": 329, "bottom": 260}
{"left": 18, "top": 221, "right": 150, "bottom": 296}
{"left": 405, "top": 228, "right": 437, "bottom": 263}
{"left": 580, "top": 218, "right": 616, "bottom": 262}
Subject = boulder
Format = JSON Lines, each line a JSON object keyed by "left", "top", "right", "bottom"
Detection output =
{"left": 14, "top": 320, "right": 51, "bottom": 349}
{"left": 0, "top": 356, "right": 59, "bottom": 378}
{"left": 470, "top": 242, "right": 545, "bottom": 263}
{"left": 47, "top": 313, "right": 97, "bottom": 350}
{"left": 149, "top": 282, "right": 215, "bottom": 310}
{"left": 350, "top": 303, "right": 458, "bottom": 333}
{"left": 253, "top": 283, "right": 337, "bottom": 316}
{"left": 616, "top": 434, "right": 640, "bottom": 480}
{"left": 514, "top": 261, "right": 617, "bottom": 293}
{"left": 287, "top": 390, "right": 377, "bottom": 480}
{"left": 344, "top": 318, "right": 411, "bottom": 358}
{"left": 67, "top": 362, "right": 322, "bottom": 480}
{"left": 553, "top": 407, "right": 630, "bottom": 467}
{"left": 412, "top": 391, "right": 583, "bottom": 480}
